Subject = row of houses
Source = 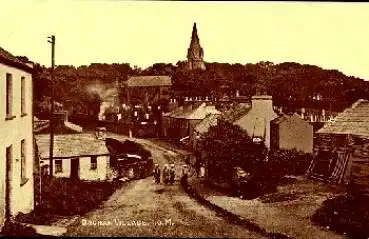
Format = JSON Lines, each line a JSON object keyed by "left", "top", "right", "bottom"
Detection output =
{"left": 164, "top": 90, "right": 369, "bottom": 197}
{"left": 163, "top": 94, "right": 315, "bottom": 154}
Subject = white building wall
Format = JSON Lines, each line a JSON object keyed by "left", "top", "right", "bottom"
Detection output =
{"left": 40, "top": 158, "right": 71, "bottom": 178}
{"left": 40, "top": 156, "right": 110, "bottom": 181}
{"left": 235, "top": 95, "right": 279, "bottom": 149}
{"left": 0, "top": 63, "right": 34, "bottom": 225}
{"left": 79, "top": 156, "right": 109, "bottom": 181}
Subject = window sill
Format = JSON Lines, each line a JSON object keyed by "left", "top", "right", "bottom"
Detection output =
{"left": 90, "top": 168, "right": 97, "bottom": 170}
{"left": 21, "top": 113, "right": 28, "bottom": 117}
{"left": 5, "top": 115, "right": 16, "bottom": 121}
{"left": 20, "top": 177, "right": 29, "bottom": 187}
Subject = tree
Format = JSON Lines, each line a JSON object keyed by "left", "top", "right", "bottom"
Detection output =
{"left": 199, "top": 120, "right": 266, "bottom": 183}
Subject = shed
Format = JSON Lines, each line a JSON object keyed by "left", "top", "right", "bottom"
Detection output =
{"left": 307, "top": 99, "right": 369, "bottom": 191}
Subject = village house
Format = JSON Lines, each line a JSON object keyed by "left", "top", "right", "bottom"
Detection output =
{"left": 307, "top": 99, "right": 369, "bottom": 190}
{"left": 162, "top": 102, "right": 221, "bottom": 142}
{"left": 233, "top": 94, "right": 279, "bottom": 148}
{"left": 0, "top": 47, "right": 34, "bottom": 228}
{"left": 192, "top": 113, "right": 221, "bottom": 150}
{"left": 270, "top": 113, "right": 314, "bottom": 154}
{"left": 35, "top": 133, "right": 114, "bottom": 181}
{"left": 123, "top": 75, "right": 172, "bottom": 107}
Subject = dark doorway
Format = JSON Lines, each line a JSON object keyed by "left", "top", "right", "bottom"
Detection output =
{"left": 70, "top": 158, "right": 80, "bottom": 180}
{"left": 5, "top": 146, "right": 12, "bottom": 222}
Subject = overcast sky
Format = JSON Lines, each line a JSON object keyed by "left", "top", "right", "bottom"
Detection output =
{"left": 2, "top": 1, "right": 369, "bottom": 80}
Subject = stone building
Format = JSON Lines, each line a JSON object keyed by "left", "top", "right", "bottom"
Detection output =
{"left": 186, "top": 22, "right": 206, "bottom": 71}
{"left": 270, "top": 113, "right": 314, "bottom": 154}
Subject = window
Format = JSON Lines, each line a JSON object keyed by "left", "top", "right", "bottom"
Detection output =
{"left": 55, "top": 160, "right": 63, "bottom": 173}
{"left": 21, "top": 139, "right": 28, "bottom": 185}
{"left": 6, "top": 73, "right": 14, "bottom": 119}
{"left": 90, "top": 156, "right": 97, "bottom": 170}
{"left": 21, "top": 77, "right": 26, "bottom": 116}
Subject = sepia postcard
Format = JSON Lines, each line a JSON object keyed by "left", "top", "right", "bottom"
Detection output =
{"left": 1, "top": 1, "right": 369, "bottom": 238}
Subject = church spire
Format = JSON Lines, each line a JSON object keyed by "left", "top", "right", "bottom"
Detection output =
{"left": 186, "top": 22, "right": 206, "bottom": 70}
{"left": 191, "top": 22, "right": 199, "bottom": 43}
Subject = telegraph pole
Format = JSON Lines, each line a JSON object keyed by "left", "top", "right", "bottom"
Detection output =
{"left": 48, "top": 35, "right": 55, "bottom": 177}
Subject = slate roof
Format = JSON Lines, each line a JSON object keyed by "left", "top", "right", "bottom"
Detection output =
{"left": 36, "top": 133, "right": 109, "bottom": 159}
{"left": 0, "top": 46, "right": 33, "bottom": 72}
{"left": 271, "top": 113, "right": 306, "bottom": 125}
{"left": 317, "top": 99, "right": 369, "bottom": 138}
{"left": 126, "top": 75, "right": 172, "bottom": 87}
{"left": 34, "top": 118, "right": 83, "bottom": 134}
{"left": 163, "top": 102, "right": 202, "bottom": 118}
{"left": 221, "top": 103, "right": 251, "bottom": 123}
{"left": 194, "top": 113, "right": 221, "bottom": 134}
{"left": 164, "top": 103, "right": 221, "bottom": 120}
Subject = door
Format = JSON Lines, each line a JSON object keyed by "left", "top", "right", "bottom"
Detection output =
{"left": 4, "top": 146, "right": 12, "bottom": 225}
{"left": 70, "top": 158, "right": 80, "bottom": 180}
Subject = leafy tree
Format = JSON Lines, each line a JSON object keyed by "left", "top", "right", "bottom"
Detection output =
{"left": 199, "top": 120, "right": 266, "bottom": 183}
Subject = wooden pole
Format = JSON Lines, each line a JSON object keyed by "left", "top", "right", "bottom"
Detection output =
{"left": 48, "top": 35, "right": 55, "bottom": 176}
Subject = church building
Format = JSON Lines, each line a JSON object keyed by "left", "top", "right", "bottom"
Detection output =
{"left": 186, "top": 22, "right": 206, "bottom": 71}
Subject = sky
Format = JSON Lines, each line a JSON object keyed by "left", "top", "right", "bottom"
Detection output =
{"left": 2, "top": 1, "right": 369, "bottom": 80}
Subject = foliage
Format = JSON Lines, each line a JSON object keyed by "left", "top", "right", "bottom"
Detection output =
{"left": 266, "top": 149, "right": 313, "bottom": 177}
{"left": 312, "top": 195, "right": 369, "bottom": 239}
{"left": 37, "top": 177, "right": 118, "bottom": 216}
{"left": 33, "top": 60, "right": 369, "bottom": 118}
{"left": 199, "top": 119, "right": 266, "bottom": 183}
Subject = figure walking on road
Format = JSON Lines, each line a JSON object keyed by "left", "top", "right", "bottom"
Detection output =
{"left": 153, "top": 163, "right": 161, "bottom": 184}
{"left": 163, "top": 164, "right": 170, "bottom": 185}
{"left": 169, "top": 164, "right": 176, "bottom": 184}
{"left": 182, "top": 163, "right": 189, "bottom": 182}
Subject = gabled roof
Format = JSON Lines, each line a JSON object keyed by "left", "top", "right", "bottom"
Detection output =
{"left": 164, "top": 102, "right": 202, "bottom": 118}
{"left": 36, "top": 133, "right": 109, "bottom": 159}
{"left": 221, "top": 103, "right": 251, "bottom": 123}
{"left": 185, "top": 103, "right": 221, "bottom": 120}
{"left": 126, "top": 75, "right": 172, "bottom": 87}
{"left": 0, "top": 46, "right": 33, "bottom": 73}
{"left": 164, "top": 103, "right": 221, "bottom": 120}
{"left": 194, "top": 113, "right": 221, "bottom": 134}
{"left": 271, "top": 113, "right": 307, "bottom": 125}
{"left": 317, "top": 99, "right": 369, "bottom": 138}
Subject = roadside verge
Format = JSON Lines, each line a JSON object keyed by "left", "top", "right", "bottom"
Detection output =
{"left": 180, "top": 176, "right": 293, "bottom": 239}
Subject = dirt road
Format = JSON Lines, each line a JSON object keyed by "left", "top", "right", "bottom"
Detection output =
{"left": 65, "top": 135, "right": 264, "bottom": 238}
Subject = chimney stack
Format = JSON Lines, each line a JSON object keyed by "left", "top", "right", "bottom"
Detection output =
{"left": 251, "top": 95, "right": 274, "bottom": 114}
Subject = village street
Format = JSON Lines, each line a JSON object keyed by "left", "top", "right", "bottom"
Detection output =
{"left": 64, "top": 136, "right": 264, "bottom": 238}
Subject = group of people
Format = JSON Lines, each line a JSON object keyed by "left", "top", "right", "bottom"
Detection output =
{"left": 153, "top": 163, "right": 176, "bottom": 185}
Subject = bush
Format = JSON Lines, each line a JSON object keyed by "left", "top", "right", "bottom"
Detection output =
{"left": 1, "top": 221, "right": 38, "bottom": 236}
{"left": 267, "top": 149, "right": 312, "bottom": 177}
{"left": 37, "top": 177, "right": 119, "bottom": 216}
{"left": 312, "top": 195, "right": 369, "bottom": 239}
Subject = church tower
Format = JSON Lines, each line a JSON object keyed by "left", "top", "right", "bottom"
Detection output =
{"left": 187, "top": 22, "right": 206, "bottom": 70}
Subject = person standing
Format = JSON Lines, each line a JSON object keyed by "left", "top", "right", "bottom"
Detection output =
{"left": 163, "top": 164, "right": 169, "bottom": 185}
{"left": 169, "top": 164, "right": 176, "bottom": 184}
{"left": 182, "top": 163, "right": 189, "bottom": 182}
{"left": 153, "top": 163, "right": 161, "bottom": 184}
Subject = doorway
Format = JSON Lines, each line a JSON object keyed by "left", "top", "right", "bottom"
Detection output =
{"left": 70, "top": 158, "right": 80, "bottom": 180}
